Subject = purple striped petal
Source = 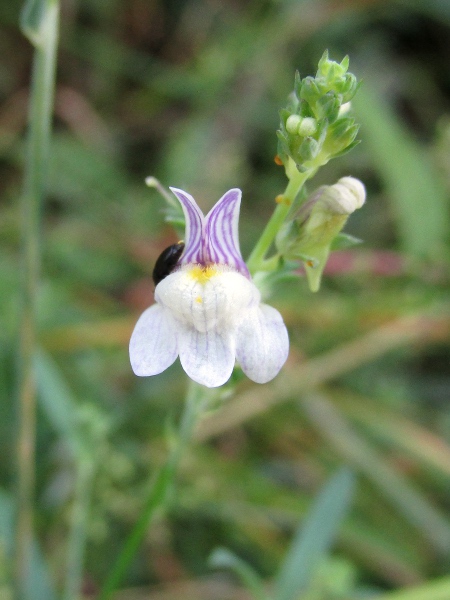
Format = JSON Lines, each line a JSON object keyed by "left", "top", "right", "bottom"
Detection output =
{"left": 169, "top": 187, "right": 204, "bottom": 265}
{"left": 204, "top": 189, "right": 250, "bottom": 278}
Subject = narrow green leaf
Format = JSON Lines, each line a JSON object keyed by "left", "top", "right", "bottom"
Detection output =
{"left": 34, "top": 349, "right": 85, "bottom": 460}
{"left": 352, "top": 83, "right": 449, "bottom": 260}
{"left": 273, "top": 467, "right": 355, "bottom": 600}
{"left": 0, "top": 490, "right": 56, "bottom": 600}
{"left": 331, "top": 233, "right": 363, "bottom": 250}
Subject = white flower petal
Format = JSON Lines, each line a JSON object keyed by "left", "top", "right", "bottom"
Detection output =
{"left": 129, "top": 304, "right": 178, "bottom": 376}
{"left": 236, "top": 304, "right": 289, "bottom": 383}
{"left": 178, "top": 326, "right": 235, "bottom": 388}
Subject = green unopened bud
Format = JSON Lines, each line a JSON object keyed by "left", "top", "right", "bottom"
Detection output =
{"left": 339, "top": 73, "right": 359, "bottom": 103}
{"left": 299, "top": 77, "right": 322, "bottom": 107}
{"left": 276, "top": 177, "right": 366, "bottom": 291}
{"left": 321, "top": 118, "right": 359, "bottom": 159}
{"left": 299, "top": 136, "right": 319, "bottom": 161}
{"left": 317, "top": 51, "right": 349, "bottom": 81}
{"left": 315, "top": 93, "right": 341, "bottom": 123}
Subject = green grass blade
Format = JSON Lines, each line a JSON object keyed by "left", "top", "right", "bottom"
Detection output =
{"left": 352, "top": 82, "right": 449, "bottom": 260}
{"left": 209, "top": 548, "right": 269, "bottom": 600}
{"left": 300, "top": 392, "right": 450, "bottom": 556}
{"left": 273, "top": 467, "right": 355, "bottom": 600}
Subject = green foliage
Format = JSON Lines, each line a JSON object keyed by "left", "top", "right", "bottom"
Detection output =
{"left": 353, "top": 83, "right": 449, "bottom": 261}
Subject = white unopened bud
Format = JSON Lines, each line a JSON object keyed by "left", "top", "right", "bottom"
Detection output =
{"left": 325, "top": 184, "right": 357, "bottom": 214}
{"left": 317, "top": 177, "right": 365, "bottom": 215}
{"left": 337, "top": 176, "right": 366, "bottom": 209}
{"left": 298, "top": 117, "right": 317, "bottom": 137}
{"left": 286, "top": 115, "right": 302, "bottom": 134}
{"left": 276, "top": 175, "right": 366, "bottom": 293}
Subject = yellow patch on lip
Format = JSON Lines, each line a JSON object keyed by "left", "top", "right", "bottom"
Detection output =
{"left": 189, "top": 265, "right": 218, "bottom": 284}
{"left": 195, "top": 296, "right": 203, "bottom": 303}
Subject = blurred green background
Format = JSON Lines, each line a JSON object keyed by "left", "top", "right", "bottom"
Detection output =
{"left": 1, "top": 0, "right": 450, "bottom": 598}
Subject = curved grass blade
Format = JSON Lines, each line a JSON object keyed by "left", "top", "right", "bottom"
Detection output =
{"left": 273, "top": 467, "right": 355, "bottom": 600}
{"left": 209, "top": 547, "right": 270, "bottom": 600}
{"left": 300, "top": 392, "right": 450, "bottom": 556}
{"left": 352, "top": 83, "right": 448, "bottom": 261}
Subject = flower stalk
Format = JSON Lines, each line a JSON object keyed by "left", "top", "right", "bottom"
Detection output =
{"left": 16, "top": 1, "right": 59, "bottom": 598}
{"left": 99, "top": 381, "right": 207, "bottom": 600}
{"left": 246, "top": 164, "right": 316, "bottom": 274}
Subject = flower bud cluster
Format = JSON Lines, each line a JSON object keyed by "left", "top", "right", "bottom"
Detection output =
{"left": 276, "top": 176, "right": 366, "bottom": 291}
{"left": 277, "top": 51, "right": 360, "bottom": 172}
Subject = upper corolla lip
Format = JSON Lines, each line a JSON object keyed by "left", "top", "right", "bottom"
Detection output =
{"left": 169, "top": 187, "right": 250, "bottom": 278}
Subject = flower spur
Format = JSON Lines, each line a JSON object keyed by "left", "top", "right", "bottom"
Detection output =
{"left": 129, "top": 188, "right": 289, "bottom": 388}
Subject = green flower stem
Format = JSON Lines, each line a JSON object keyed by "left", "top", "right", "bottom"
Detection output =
{"left": 246, "top": 167, "right": 314, "bottom": 275}
{"left": 15, "top": 1, "right": 59, "bottom": 598}
{"left": 63, "top": 457, "right": 95, "bottom": 600}
{"left": 99, "top": 381, "right": 207, "bottom": 600}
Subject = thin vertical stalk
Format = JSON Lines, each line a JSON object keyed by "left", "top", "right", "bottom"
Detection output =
{"left": 16, "top": 1, "right": 59, "bottom": 598}
{"left": 99, "top": 381, "right": 206, "bottom": 600}
{"left": 246, "top": 167, "right": 312, "bottom": 274}
{"left": 63, "top": 458, "right": 95, "bottom": 600}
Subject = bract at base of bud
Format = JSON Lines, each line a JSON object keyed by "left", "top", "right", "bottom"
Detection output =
{"left": 275, "top": 177, "right": 366, "bottom": 292}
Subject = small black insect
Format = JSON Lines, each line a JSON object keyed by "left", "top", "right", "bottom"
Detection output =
{"left": 152, "top": 242, "right": 185, "bottom": 286}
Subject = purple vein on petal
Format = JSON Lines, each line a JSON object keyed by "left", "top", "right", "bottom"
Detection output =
{"left": 170, "top": 187, "right": 205, "bottom": 264}
{"left": 205, "top": 189, "right": 250, "bottom": 277}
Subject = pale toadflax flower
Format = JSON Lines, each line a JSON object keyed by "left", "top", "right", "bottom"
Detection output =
{"left": 129, "top": 188, "right": 289, "bottom": 388}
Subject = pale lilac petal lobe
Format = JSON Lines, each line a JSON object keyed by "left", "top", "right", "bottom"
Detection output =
{"left": 178, "top": 327, "right": 235, "bottom": 388}
{"left": 129, "top": 304, "right": 178, "bottom": 376}
{"left": 236, "top": 304, "right": 289, "bottom": 383}
{"left": 205, "top": 189, "right": 250, "bottom": 278}
{"left": 169, "top": 187, "right": 204, "bottom": 264}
